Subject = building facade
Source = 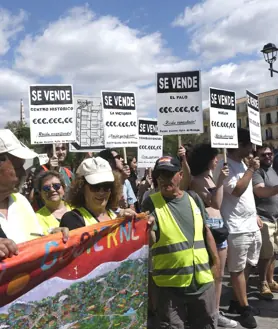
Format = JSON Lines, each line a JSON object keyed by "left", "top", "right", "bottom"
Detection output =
{"left": 203, "top": 89, "right": 278, "bottom": 148}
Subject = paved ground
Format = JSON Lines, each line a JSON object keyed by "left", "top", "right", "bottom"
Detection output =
{"left": 220, "top": 268, "right": 278, "bottom": 329}
{"left": 148, "top": 265, "right": 278, "bottom": 328}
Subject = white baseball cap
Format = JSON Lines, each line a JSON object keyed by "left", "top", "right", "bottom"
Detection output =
{"left": 76, "top": 157, "right": 114, "bottom": 185}
{"left": 0, "top": 129, "right": 38, "bottom": 160}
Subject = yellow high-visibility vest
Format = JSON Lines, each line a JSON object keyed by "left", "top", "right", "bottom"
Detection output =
{"left": 77, "top": 207, "right": 116, "bottom": 226}
{"left": 10, "top": 193, "right": 42, "bottom": 242}
{"left": 36, "top": 203, "right": 72, "bottom": 235}
{"left": 150, "top": 192, "right": 214, "bottom": 288}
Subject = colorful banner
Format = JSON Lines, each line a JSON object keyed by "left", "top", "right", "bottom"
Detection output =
{"left": 0, "top": 217, "right": 148, "bottom": 329}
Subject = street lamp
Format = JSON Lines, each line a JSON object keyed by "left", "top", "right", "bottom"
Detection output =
{"left": 261, "top": 43, "right": 278, "bottom": 77}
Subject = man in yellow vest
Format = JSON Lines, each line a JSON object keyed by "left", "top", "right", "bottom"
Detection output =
{"left": 142, "top": 156, "right": 220, "bottom": 329}
{"left": 0, "top": 129, "right": 68, "bottom": 260}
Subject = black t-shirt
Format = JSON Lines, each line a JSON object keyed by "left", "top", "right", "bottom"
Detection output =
{"left": 60, "top": 208, "right": 96, "bottom": 231}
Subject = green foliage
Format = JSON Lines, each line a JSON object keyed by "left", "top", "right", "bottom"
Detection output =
{"left": 5, "top": 121, "right": 31, "bottom": 147}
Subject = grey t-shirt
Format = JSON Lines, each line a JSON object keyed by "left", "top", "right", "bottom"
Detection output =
{"left": 253, "top": 166, "right": 278, "bottom": 222}
{"left": 142, "top": 192, "right": 212, "bottom": 295}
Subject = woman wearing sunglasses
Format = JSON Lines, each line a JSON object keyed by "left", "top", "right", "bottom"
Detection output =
{"left": 60, "top": 157, "right": 132, "bottom": 230}
{"left": 36, "top": 171, "right": 72, "bottom": 235}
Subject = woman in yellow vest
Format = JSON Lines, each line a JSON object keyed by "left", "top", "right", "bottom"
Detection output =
{"left": 36, "top": 171, "right": 72, "bottom": 235}
{"left": 60, "top": 157, "right": 134, "bottom": 230}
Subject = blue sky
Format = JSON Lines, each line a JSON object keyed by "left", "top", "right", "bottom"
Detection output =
{"left": 0, "top": 0, "right": 277, "bottom": 124}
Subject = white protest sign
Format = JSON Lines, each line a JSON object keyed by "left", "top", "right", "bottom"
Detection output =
{"left": 69, "top": 95, "right": 105, "bottom": 152}
{"left": 246, "top": 90, "right": 262, "bottom": 146}
{"left": 101, "top": 91, "right": 138, "bottom": 148}
{"left": 29, "top": 85, "right": 75, "bottom": 144}
{"left": 156, "top": 71, "right": 203, "bottom": 135}
{"left": 37, "top": 153, "right": 49, "bottom": 165}
{"left": 137, "top": 118, "right": 163, "bottom": 168}
{"left": 210, "top": 88, "right": 238, "bottom": 148}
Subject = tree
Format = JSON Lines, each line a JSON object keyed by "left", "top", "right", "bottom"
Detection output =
{"left": 5, "top": 121, "right": 31, "bottom": 147}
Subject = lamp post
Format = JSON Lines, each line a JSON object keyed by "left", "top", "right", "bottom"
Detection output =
{"left": 261, "top": 43, "right": 278, "bottom": 77}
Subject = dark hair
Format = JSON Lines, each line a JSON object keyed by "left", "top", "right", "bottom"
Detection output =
{"left": 127, "top": 157, "right": 136, "bottom": 167}
{"left": 256, "top": 143, "right": 273, "bottom": 154}
{"left": 237, "top": 128, "right": 251, "bottom": 146}
{"left": 98, "top": 149, "right": 116, "bottom": 170}
{"left": 44, "top": 143, "right": 68, "bottom": 154}
{"left": 36, "top": 170, "right": 65, "bottom": 191}
{"left": 66, "top": 171, "right": 122, "bottom": 209}
{"left": 188, "top": 143, "right": 219, "bottom": 176}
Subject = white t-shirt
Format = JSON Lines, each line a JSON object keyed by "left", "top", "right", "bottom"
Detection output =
{"left": 214, "top": 158, "right": 258, "bottom": 234}
{"left": 0, "top": 193, "right": 43, "bottom": 244}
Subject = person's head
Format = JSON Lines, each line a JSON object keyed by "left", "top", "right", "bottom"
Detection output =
{"left": 67, "top": 157, "right": 122, "bottom": 211}
{"left": 128, "top": 157, "right": 137, "bottom": 171}
{"left": 256, "top": 144, "right": 273, "bottom": 168}
{"left": 228, "top": 128, "right": 252, "bottom": 159}
{"left": 37, "top": 171, "right": 65, "bottom": 206}
{"left": 243, "top": 152, "right": 254, "bottom": 167}
{"left": 153, "top": 156, "right": 182, "bottom": 198}
{"left": 188, "top": 144, "right": 219, "bottom": 176}
{"left": 98, "top": 149, "right": 124, "bottom": 171}
{"left": 45, "top": 143, "right": 68, "bottom": 163}
{"left": 0, "top": 129, "right": 37, "bottom": 196}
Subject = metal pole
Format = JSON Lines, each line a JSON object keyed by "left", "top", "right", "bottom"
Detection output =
{"left": 270, "top": 63, "right": 273, "bottom": 77}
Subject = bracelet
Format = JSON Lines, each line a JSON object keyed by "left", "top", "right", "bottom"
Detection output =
{"left": 247, "top": 168, "right": 254, "bottom": 173}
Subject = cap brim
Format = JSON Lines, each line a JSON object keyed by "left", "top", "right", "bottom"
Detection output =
{"left": 85, "top": 171, "right": 115, "bottom": 185}
{"left": 9, "top": 146, "right": 38, "bottom": 160}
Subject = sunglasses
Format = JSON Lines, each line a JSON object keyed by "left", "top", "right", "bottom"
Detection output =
{"left": 0, "top": 154, "right": 8, "bottom": 163}
{"left": 114, "top": 154, "right": 122, "bottom": 160}
{"left": 88, "top": 182, "right": 113, "bottom": 192}
{"left": 42, "top": 183, "right": 62, "bottom": 192}
{"left": 261, "top": 152, "right": 273, "bottom": 158}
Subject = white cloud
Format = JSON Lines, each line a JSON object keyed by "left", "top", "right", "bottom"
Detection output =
{"left": 173, "top": 0, "right": 278, "bottom": 63}
{"left": 14, "top": 6, "right": 195, "bottom": 115}
{"left": 0, "top": 8, "right": 27, "bottom": 56}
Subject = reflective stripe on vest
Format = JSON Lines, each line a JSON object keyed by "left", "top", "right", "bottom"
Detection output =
{"left": 150, "top": 192, "right": 214, "bottom": 288}
{"left": 36, "top": 203, "right": 72, "bottom": 235}
{"left": 77, "top": 207, "right": 117, "bottom": 226}
{"left": 11, "top": 193, "right": 41, "bottom": 242}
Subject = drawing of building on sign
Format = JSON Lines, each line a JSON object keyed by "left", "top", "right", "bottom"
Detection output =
{"left": 72, "top": 96, "right": 104, "bottom": 151}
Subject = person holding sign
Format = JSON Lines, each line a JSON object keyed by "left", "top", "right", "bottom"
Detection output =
{"left": 189, "top": 144, "right": 237, "bottom": 328}
{"left": 214, "top": 129, "right": 261, "bottom": 329}
{"left": 252, "top": 145, "right": 278, "bottom": 299}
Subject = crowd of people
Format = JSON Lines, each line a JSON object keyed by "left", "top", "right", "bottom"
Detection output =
{"left": 0, "top": 127, "right": 277, "bottom": 329}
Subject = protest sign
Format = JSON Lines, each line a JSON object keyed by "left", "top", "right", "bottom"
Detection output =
{"left": 0, "top": 217, "right": 148, "bottom": 328}
{"left": 69, "top": 95, "right": 105, "bottom": 152}
{"left": 156, "top": 71, "right": 203, "bottom": 135}
{"left": 246, "top": 90, "right": 262, "bottom": 146}
{"left": 210, "top": 88, "right": 238, "bottom": 148}
{"left": 101, "top": 91, "right": 138, "bottom": 148}
{"left": 137, "top": 118, "right": 163, "bottom": 168}
{"left": 29, "top": 85, "right": 75, "bottom": 144}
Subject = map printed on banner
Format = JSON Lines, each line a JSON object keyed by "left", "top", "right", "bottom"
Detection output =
{"left": 70, "top": 95, "right": 105, "bottom": 152}
{"left": 137, "top": 118, "right": 163, "bottom": 168}
{"left": 156, "top": 71, "right": 203, "bottom": 135}
{"left": 210, "top": 88, "right": 238, "bottom": 148}
{"left": 29, "top": 85, "right": 75, "bottom": 144}
{"left": 246, "top": 90, "right": 262, "bottom": 146}
{"left": 101, "top": 91, "right": 138, "bottom": 148}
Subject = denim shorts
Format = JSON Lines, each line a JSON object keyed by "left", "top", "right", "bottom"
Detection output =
{"left": 206, "top": 218, "right": 228, "bottom": 250}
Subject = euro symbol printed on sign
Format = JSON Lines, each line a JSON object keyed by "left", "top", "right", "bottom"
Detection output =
{"left": 106, "top": 121, "right": 137, "bottom": 128}
{"left": 139, "top": 145, "right": 162, "bottom": 150}
{"left": 211, "top": 121, "right": 236, "bottom": 129}
{"left": 159, "top": 106, "right": 199, "bottom": 113}
{"left": 32, "top": 118, "right": 73, "bottom": 124}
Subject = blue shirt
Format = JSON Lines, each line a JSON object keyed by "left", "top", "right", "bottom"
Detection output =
{"left": 123, "top": 179, "right": 137, "bottom": 205}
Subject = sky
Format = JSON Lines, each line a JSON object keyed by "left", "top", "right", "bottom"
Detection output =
{"left": 0, "top": 0, "right": 277, "bottom": 126}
